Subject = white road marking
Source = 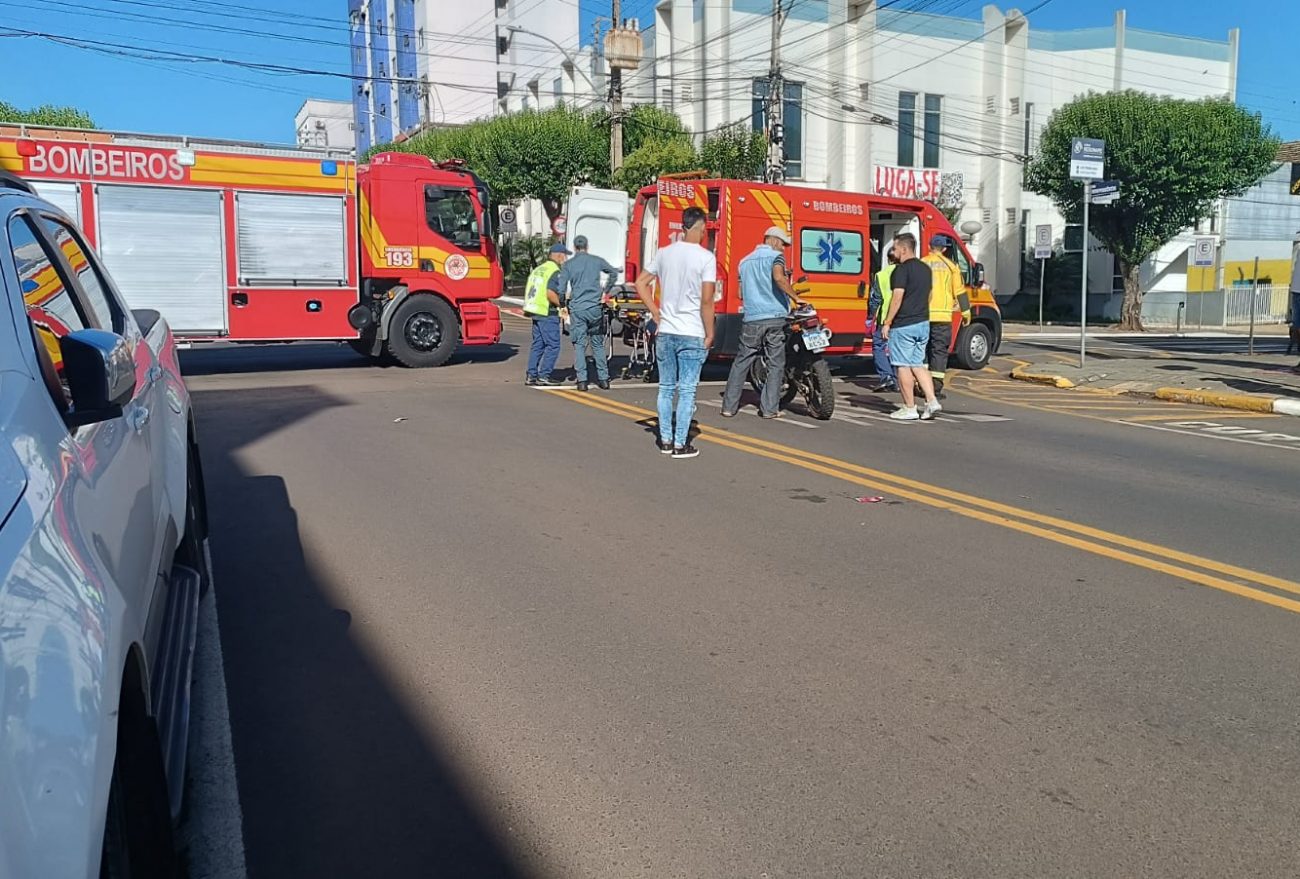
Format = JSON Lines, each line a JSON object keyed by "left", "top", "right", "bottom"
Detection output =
{"left": 1119, "top": 420, "right": 1300, "bottom": 451}
{"left": 180, "top": 590, "right": 249, "bottom": 879}
{"left": 696, "top": 398, "right": 819, "bottom": 428}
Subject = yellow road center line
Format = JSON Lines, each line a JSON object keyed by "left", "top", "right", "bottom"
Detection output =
{"left": 555, "top": 391, "right": 1300, "bottom": 607}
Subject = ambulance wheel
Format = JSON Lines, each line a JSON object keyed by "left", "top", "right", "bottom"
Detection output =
{"left": 952, "top": 323, "right": 993, "bottom": 371}
{"left": 387, "top": 295, "right": 459, "bottom": 368}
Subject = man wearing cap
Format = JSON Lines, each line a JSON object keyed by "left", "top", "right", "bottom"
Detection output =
{"left": 921, "top": 233, "right": 967, "bottom": 398}
{"left": 550, "top": 233, "right": 622, "bottom": 390}
{"left": 721, "top": 226, "right": 805, "bottom": 418}
{"left": 522, "top": 241, "right": 569, "bottom": 386}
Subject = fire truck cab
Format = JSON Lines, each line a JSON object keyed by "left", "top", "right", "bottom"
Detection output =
{"left": 621, "top": 177, "right": 1001, "bottom": 370}
{"left": 0, "top": 127, "right": 503, "bottom": 368}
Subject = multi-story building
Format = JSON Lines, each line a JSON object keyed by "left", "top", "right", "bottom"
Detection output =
{"left": 294, "top": 99, "right": 356, "bottom": 149}
{"left": 626, "top": 3, "right": 1243, "bottom": 310}
{"left": 346, "top": 0, "right": 584, "bottom": 153}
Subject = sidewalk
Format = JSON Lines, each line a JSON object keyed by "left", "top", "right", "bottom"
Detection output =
{"left": 1009, "top": 343, "right": 1300, "bottom": 417}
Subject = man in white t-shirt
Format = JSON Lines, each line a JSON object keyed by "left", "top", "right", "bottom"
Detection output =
{"left": 635, "top": 205, "right": 717, "bottom": 459}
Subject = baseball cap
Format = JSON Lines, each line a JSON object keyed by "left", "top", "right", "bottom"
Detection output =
{"left": 930, "top": 233, "right": 953, "bottom": 247}
{"left": 764, "top": 225, "right": 792, "bottom": 245}
{"left": 549, "top": 242, "right": 572, "bottom": 255}
{"left": 573, "top": 234, "right": 589, "bottom": 249}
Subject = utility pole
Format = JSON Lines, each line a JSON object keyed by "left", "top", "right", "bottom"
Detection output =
{"left": 765, "top": 0, "right": 788, "bottom": 184}
{"left": 610, "top": 0, "right": 623, "bottom": 174}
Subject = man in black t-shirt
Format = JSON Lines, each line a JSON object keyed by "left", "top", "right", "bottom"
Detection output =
{"left": 880, "top": 232, "right": 941, "bottom": 421}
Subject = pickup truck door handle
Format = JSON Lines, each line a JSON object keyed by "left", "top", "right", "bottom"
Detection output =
{"left": 145, "top": 365, "right": 163, "bottom": 387}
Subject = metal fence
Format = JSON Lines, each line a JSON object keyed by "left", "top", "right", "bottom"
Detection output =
{"left": 1223, "top": 284, "right": 1291, "bottom": 326}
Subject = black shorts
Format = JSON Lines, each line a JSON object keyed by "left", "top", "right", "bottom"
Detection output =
{"left": 927, "top": 321, "right": 952, "bottom": 375}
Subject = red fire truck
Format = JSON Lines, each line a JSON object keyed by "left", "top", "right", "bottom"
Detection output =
{"left": 596, "top": 176, "right": 1002, "bottom": 370}
{"left": 0, "top": 126, "right": 503, "bottom": 367}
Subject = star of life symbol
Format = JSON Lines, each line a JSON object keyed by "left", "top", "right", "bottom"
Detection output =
{"left": 818, "top": 232, "right": 844, "bottom": 269}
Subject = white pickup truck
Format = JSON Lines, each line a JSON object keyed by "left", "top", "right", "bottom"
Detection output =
{"left": 0, "top": 171, "right": 208, "bottom": 878}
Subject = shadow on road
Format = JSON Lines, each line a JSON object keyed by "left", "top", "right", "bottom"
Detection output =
{"left": 182, "top": 342, "right": 520, "bottom": 376}
{"left": 192, "top": 385, "right": 534, "bottom": 879}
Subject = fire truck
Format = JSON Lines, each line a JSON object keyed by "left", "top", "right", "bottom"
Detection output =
{"left": 568, "top": 177, "right": 1001, "bottom": 371}
{"left": 0, "top": 126, "right": 503, "bottom": 367}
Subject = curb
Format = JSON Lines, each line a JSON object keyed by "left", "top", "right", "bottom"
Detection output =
{"left": 1008, "top": 364, "right": 1300, "bottom": 417}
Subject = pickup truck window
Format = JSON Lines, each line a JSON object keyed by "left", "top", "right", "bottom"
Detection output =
{"left": 39, "top": 215, "right": 121, "bottom": 333}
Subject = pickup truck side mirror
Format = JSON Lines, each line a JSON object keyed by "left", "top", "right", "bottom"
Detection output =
{"left": 60, "top": 329, "right": 136, "bottom": 428}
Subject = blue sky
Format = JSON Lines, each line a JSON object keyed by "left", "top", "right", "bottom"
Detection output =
{"left": 0, "top": 0, "right": 1295, "bottom": 143}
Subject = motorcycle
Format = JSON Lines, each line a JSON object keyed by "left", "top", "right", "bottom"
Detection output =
{"left": 748, "top": 294, "right": 836, "bottom": 420}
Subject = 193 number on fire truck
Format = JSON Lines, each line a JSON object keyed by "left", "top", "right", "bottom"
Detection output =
{"left": 385, "top": 246, "right": 415, "bottom": 268}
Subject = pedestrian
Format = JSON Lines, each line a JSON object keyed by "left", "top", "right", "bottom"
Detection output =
{"left": 721, "top": 226, "right": 805, "bottom": 418}
{"left": 635, "top": 205, "right": 717, "bottom": 458}
{"left": 880, "top": 232, "right": 942, "bottom": 421}
{"left": 1289, "top": 239, "right": 1300, "bottom": 368}
{"left": 921, "top": 234, "right": 967, "bottom": 398}
{"left": 869, "top": 247, "right": 900, "bottom": 393}
{"left": 522, "top": 242, "right": 569, "bottom": 385}
{"left": 550, "top": 234, "right": 621, "bottom": 390}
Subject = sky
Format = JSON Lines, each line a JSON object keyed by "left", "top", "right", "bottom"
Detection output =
{"left": 0, "top": 0, "right": 1295, "bottom": 144}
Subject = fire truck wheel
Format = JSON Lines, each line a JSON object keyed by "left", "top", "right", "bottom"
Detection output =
{"left": 952, "top": 322, "right": 993, "bottom": 371}
{"left": 387, "top": 295, "right": 460, "bottom": 368}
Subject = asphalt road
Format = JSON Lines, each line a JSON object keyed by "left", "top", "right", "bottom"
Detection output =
{"left": 183, "top": 320, "right": 1300, "bottom": 879}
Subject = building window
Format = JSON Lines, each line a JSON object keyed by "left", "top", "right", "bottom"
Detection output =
{"left": 923, "top": 94, "right": 941, "bottom": 169}
{"left": 897, "top": 92, "right": 916, "bottom": 167}
{"left": 800, "top": 228, "right": 864, "bottom": 275}
{"left": 751, "top": 79, "right": 804, "bottom": 178}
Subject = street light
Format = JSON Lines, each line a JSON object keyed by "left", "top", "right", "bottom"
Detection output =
{"left": 503, "top": 25, "right": 597, "bottom": 94}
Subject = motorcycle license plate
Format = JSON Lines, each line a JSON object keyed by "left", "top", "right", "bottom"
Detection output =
{"left": 802, "top": 328, "right": 830, "bottom": 351}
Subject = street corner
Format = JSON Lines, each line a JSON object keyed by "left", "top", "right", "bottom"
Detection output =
{"left": 1155, "top": 387, "right": 1300, "bottom": 417}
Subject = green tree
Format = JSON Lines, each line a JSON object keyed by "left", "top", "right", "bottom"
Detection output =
{"left": 615, "top": 137, "right": 698, "bottom": 194}
{"left": 1024, "top": 91, "right": 1278, "bottom": 330}
{"left": 698, "top": 123, "right": 766, "bottom": 180}
{"left": 0, "top": 101, "right": 95, "bottom": 128}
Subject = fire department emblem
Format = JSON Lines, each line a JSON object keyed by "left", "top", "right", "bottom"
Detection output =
{"left": 444, "top": 254, "right": 470, "bottom": 281}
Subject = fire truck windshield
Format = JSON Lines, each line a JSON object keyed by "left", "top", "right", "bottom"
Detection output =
{"left": 425, "top": 187, "right": 480, "bottom": 248}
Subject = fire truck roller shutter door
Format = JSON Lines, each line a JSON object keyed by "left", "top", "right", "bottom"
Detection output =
{"left": 97, "top": 186, "right": 226, "bottom": 334}
{"left": 31, "top": 181, "right": 81, "bottom": 223}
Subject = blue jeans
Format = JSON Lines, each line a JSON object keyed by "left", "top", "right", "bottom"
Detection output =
{"left": 721, "top": 318, "right": 786, "bottom": 415}
{"left": 527, "top": 316, "right": 561, "bottom": 378}
{"left": 570, "top": 310, "right": 608, "bottom": 382}
{"left": 871, "top": 321, "right": 896, "bottom": 385}
{"left": 656, "top": 333, "right": 707, "bottom": 447}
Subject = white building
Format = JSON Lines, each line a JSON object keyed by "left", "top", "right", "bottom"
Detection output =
{"left": 346, "top": 0, "right": 586, "bottom": 152}
{"left": 294, "top": 99, "right": 356, "bottom": 149}
{"left": 629, "top": 2, "right": 1241, "bottom": 307}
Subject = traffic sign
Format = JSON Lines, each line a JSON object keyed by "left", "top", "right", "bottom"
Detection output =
{"left": 1191, "top": 236, "right": 1216, "bottom": 268}
{"left": 498, "top": 205, "right": 518, "bottom": 234}
{"left": 1070, "top": 137, "right": 1105, "bottom": 180}
{"left": 1090, "top": 180, "right": 1120, "bottom": 205}
{"left": 552, "top": 215, "right": 567, "bottom": 236}
{"left": 1034, "top": 224, "right": 1052, "bottom": 259}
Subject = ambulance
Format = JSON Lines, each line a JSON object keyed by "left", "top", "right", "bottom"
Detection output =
{"left": 570, "top": 176, "right": 1001, "bottom": 370}
{"left": 0, "top": 125, "right": 503, "bottom": 367}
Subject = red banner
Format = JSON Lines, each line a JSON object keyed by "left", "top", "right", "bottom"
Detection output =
{"left": 16, "top": 140, "right": 189, "bottom": 184}
{"left": 873, "top": 165, "right": 942, "bottom": 201}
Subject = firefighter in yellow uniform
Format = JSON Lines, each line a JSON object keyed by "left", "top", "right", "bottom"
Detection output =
{"left": 921, "top": 234, "right": 969, "bottom": 397}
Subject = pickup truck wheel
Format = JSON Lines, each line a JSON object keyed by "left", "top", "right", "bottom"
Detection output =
{"left": 386, "top": 295, "right": 459, "bottom": 368}
{"left": 100, "top": 683, "right": 176, "bottom": 879}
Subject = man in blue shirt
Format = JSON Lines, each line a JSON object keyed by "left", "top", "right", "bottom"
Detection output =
{"left": 721, "top": 226, "right": 805, "bottom": 418}
{"left": 550, "top": 234, "right": 621, "bottom": 390}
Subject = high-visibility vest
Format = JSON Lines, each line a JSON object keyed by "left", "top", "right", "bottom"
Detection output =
{"left": 923, "top": 251, "right": 969, "bottom": 323}
{"left": 874, "top": 264, "right": 896, "bottom": 322}
{"left": 523, "top": 259, "right": 561, "bottom": 316}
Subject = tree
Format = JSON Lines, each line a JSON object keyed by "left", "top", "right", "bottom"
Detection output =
{"left": 1025, "top": 91, "right": 1278, "bottom": 329}
{"left": 698, "top": 123, "right": 766, "bottom": 180}
{"left": 0, "top": 101, "right": 95, "bottom": 128}
{"left": 615, "top": 137, "right": 697, "bottom": 194}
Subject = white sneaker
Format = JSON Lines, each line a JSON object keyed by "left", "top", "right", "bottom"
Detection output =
{"left": 889, "top": 406, "right": 920, "bottom": 421}
{"left": 920, "top": 401, "right": 943, "bottom": 421}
